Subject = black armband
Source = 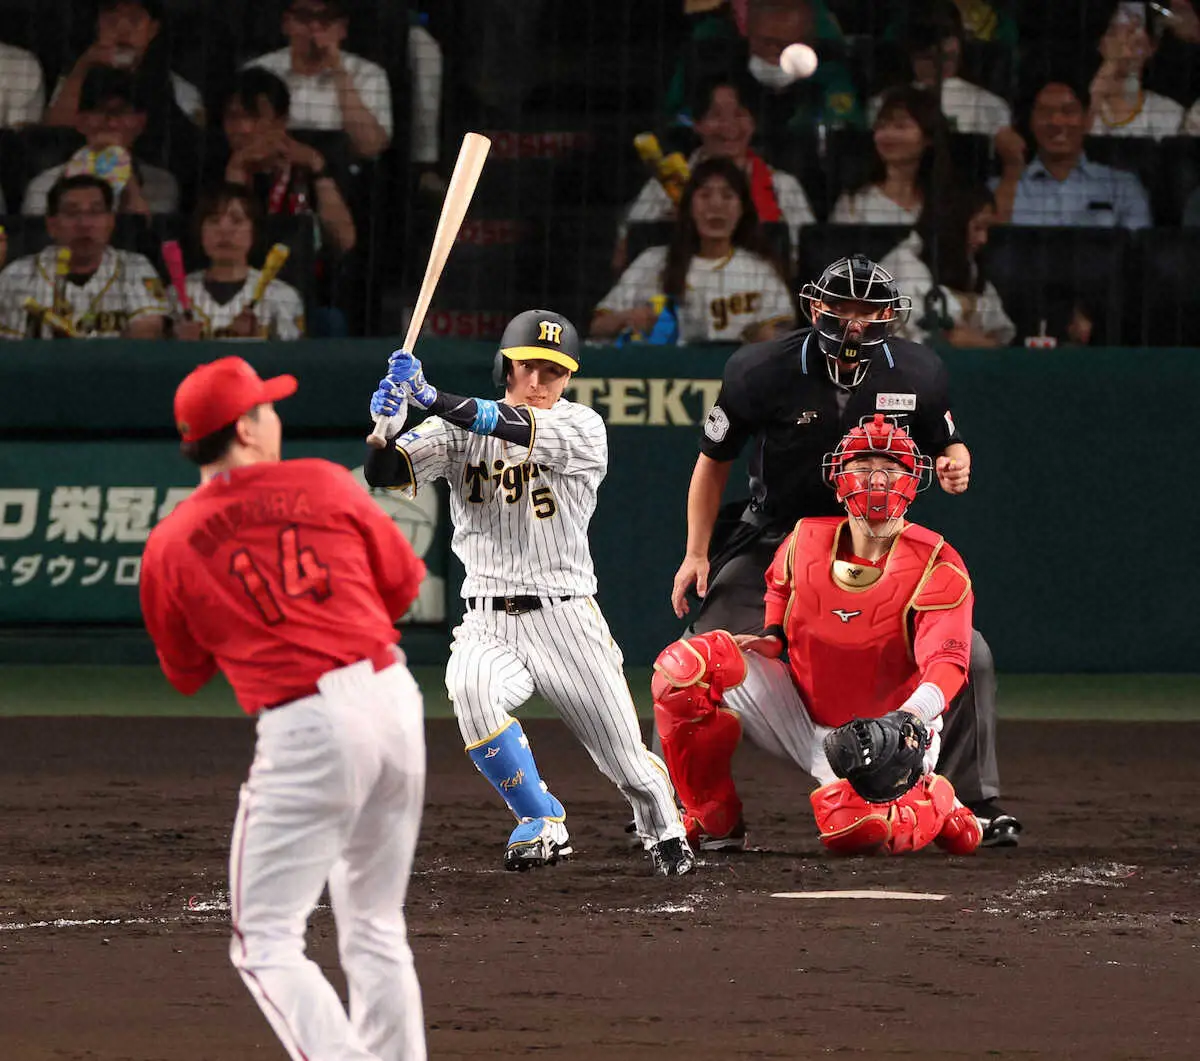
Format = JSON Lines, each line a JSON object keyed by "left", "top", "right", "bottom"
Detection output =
{"left": 429, "top": 390, "right": 534, "bottom": 445}
{"left": 364, "top": 437, "right": 414, "bottom": 490}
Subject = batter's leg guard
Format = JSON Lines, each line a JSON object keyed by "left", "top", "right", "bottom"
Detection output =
{"left": 466, "top": 718, "right": 566, "bottom": 824}
{"left": 651, "top": 631, "right": 747, "bottom": 844}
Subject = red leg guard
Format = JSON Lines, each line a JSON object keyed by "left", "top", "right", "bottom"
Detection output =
{"left": 651, "top": 632, "right": 747, "bottom": 840}
{"left": 810, "top": 775, "right": 968, "bottom": 856}
{"left": 933, "top": 777, "right": 982, "bottom": 855}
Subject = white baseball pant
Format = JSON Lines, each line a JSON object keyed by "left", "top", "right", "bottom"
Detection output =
{"left": 230, "top": 652, "right": 427, "bottom": 1061}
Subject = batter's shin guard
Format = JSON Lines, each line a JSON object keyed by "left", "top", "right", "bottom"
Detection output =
{"left": 466, "top": 718, "right": 566, "bottom": 822}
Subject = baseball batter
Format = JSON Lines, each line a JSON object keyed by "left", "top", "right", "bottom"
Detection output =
{"left": 365, "top": 309, "right": 695, "bottom": 876}
{"left": 0, "top": 175, "right": 168, "bottom": 339}
{"left": 652, "top": 415, "right": 982, "bottom": 856}
{"left": 141, "top": 357, "right": 428, "bottom": 1061}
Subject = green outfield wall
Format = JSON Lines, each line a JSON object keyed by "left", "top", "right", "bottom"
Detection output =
{"left": 0, "top": 341, "right": 1191, "bottom": 671}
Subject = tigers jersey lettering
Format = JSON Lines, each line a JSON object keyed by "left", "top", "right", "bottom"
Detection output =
{"left": 596, "top": 246, "right": 794, "bottom": 343}
{"left": 396, "top": 399, "right": 606, "bottom": 598}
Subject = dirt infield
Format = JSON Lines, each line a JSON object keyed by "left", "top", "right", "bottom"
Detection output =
{"left": 2, "top": 717, "right": 1198, "bottom": 1061}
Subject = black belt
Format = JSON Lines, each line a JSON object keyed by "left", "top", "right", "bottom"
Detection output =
{"left": 466, "top": 595, "right": 572, "bottom": 616}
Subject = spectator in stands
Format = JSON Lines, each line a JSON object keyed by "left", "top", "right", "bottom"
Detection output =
{"left": 0, "top": 39, "right": 45, "bottom": 128}
{"left": 623, "top": 74, "right": 814, "bottom": 267}
{"left": 246, "top": 0, "right": 393, "bottom": 160}
{"left": 592, "top": 157, "right": 795, "bottom": 344}
{"left": 408, "top": 12, "right": 445, "bottom": 194}
{"left": 44, "top": 0, "right": 204, "bottom": 129}
{"left": 831, "top": 86, "right": 952, "bottom": 224}
{"left": 991, "top": 77, "right": 1152, "bottom": 229}
{"left": 869, "top": 3, "right": 1012, "bottom": 138}
{"left": 1088, "top": 2, "right": 1186, "bottom": 139}
{"left": 172, "top": 184, "right": 305, "bottom": 342}
{"left": 221, "top": 69, "right": 356, "bottom": 256}
{"left": 667, "top": 0, "right": 864, "bottom": 135}
{"left": 882, "top": 0, "right": 1019, "bottom": 48}
{"left": 881, "top": 186, "right": 1014, "bottom": 348}
{"left": 0, "top": 175, "right": 167, "bottom": 339}
{"left": 22, "top": 68, "right": 178, "bottom": 217}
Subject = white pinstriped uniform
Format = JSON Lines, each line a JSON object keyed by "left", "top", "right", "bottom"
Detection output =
{"left": 393, "top": 399, "right": 685, "bottom": 845}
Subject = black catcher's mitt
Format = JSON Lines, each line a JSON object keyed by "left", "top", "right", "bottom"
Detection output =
{"left": 823, "top": 711, "right": 931, "bottom": 803}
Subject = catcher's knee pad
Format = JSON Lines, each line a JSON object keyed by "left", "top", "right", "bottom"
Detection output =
{"left": 810, "top": 779, "right": 892, "bottom": 855}
{"left": 930, "top": 776, "right": 982, "bottom": 855}
{"left": 651, "top": 630, "right": 747, "bottom": 737}
{"left": 810, "top": 776, "right": 957, "bottom": 856}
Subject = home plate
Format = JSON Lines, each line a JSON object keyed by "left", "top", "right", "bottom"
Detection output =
{"left": 772, "top": 890, "right": 946, "bottom": 901}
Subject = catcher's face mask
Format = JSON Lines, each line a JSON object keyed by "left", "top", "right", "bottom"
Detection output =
{"left": 822, "top": 414, "right": 932, "bottom": 536}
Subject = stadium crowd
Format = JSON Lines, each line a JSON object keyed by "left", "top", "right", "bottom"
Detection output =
{"left": 0, "top": 0, "right": 1197, "bottom": 347}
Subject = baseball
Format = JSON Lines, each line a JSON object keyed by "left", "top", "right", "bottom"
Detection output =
{"left": 779, "top": 42, "right": 818, "bottom": 81}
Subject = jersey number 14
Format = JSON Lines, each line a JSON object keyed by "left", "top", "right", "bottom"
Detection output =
{"left": 230, "top": 525, "right": 332, "bottom": 625}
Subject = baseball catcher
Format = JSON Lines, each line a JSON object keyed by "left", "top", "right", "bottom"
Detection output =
{"left": 651, "top": 414, "right": 983, "bottom": 856}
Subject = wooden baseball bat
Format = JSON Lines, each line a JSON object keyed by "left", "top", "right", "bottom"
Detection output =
{"left": 367, "top": 131, "right": 492, "bottom": 447}
{"left": 161, "top": 240, "right": 191, "bottom": 317}
{"left": 249, "top": 243, "right": 291, "bottom": 310}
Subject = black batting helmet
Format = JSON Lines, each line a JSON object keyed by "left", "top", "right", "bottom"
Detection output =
{"left": 492, "top": 309, "right": 581, "bottom": 388}
{"left": 798, "top": 255, "right": 910, "bottom": 387}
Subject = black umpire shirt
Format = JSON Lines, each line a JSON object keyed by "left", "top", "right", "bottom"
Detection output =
{"left": 700, "top": 328, "right": 964, "bottom": 529}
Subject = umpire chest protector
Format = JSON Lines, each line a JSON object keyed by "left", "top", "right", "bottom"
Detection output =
{"left": 775, "top": 517, "right": 969, "bottom": 727}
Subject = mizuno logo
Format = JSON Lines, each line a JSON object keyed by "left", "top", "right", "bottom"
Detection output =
{"left": 484, "top": 746, "right": 500, "bottom": 758}
{"left": 832, "top": 609, "right": 862, "bottom": 623}
{"left": 795, "top": 411, "right": 818, "bottom": 425}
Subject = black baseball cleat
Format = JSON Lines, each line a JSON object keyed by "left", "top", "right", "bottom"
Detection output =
{"left": 503, "top": 818, "right": 573, "bottom": 871}
{"left": 968, "top": 800, "right": 1022, "bottom": 847}
{"left": 650, "top": 837, "right": 697, "bottom": 876}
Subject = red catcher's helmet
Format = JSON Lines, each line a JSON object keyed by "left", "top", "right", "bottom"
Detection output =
{"left": 822, "top": 414, "right": 933, "bottom": 525}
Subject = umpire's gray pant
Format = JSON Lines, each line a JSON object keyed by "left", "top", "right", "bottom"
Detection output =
{"left": 653, "top": 546, "right": 1002, "bottom": 804}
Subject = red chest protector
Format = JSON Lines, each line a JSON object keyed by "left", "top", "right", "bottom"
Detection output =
{"left": 776, "top": 517, "right": 950, "bottom": 728}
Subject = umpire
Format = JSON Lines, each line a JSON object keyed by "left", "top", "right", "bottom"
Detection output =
{"left": 668, "top": 254, "right": 1020, "bottom": 847}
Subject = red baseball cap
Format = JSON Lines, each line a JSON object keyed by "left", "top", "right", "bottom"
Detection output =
{"left": 174, "top": 357, "right": 297, "bottom": 442}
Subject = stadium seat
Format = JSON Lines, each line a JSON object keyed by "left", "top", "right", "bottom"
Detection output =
{"left": 1131, "top": 229, "right": 1200, "bottom": 347}
{"left": 983, "top": 226, "right": 1128, "bottom": 345}
{"left": 796, "top": 223, "right": 912, "bottom": 286}
{"left": 1152, "top": 137, "right": 1200, "bottom": 228}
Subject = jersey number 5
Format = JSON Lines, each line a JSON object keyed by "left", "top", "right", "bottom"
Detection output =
{"left": 230, "top": 525, "right": 332, "bottom": 625}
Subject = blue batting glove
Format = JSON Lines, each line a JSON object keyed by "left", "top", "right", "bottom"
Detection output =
{"left": 370, "top": 378, "right": 406, "bottom": 417}
{"left": 386, "top": 348, "right": 437, "bottom": 409}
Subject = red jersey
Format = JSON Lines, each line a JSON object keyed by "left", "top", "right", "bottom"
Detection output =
{"left": 140, "top": 458, "right": 425, "bottom": 714}
{"left": 763, "top": 517, "right": 972, "bottom": 728}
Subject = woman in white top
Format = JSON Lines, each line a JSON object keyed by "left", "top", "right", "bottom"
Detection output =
{"left": 1088, "top": 5, "right": 1186, "bottom": 139}
{"left": 172, "top": 183, "right": 306, "bottom": 342}
{"left": 592, "top": 157, "right": 795, "bottom": 345}
{"left": 882, "top": 186, "right": 1015, "bottom": 348}
{"left": 619, "top": 74, "right": 815, "bottom": 268}
{"left": 832, "top": 86, "right": 952, "bottom": 226}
